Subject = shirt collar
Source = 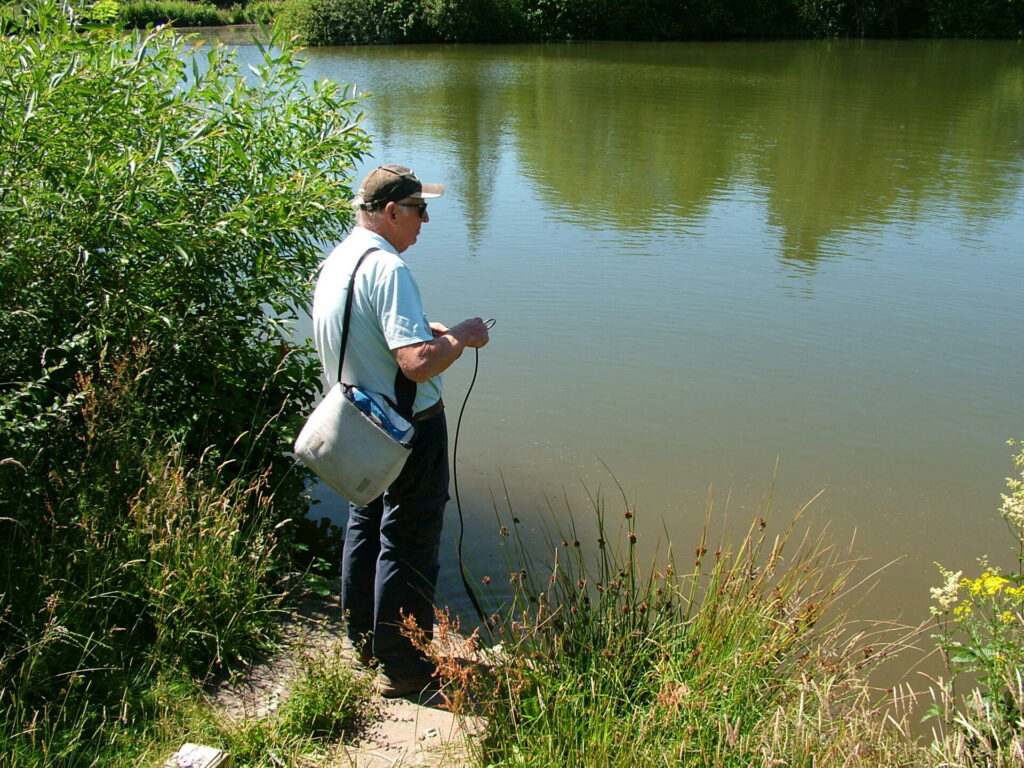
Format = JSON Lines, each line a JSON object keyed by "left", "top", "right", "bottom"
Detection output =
{"left": 352, "top": 226, "right": 400, "bottom": 257}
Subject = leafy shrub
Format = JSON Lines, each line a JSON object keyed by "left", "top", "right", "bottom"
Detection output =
{"left": 928, "top": 0, "right": 1024, "bottom": 38}
{"left": 790, "top": 0, "right": 1023, "bottom": 38}
{"left": 121, "top": 0, "right": 225, "bottom": 26}
{"left": 0, "top": 0, "right": 369, "bottom": 761}
{"left": 279, "top": 0, "right": 530, "bottom": 43}
{"left": 1, "top": 0, "right": 368, "bottom": 521}
{"left": 236, "top": 0, "right": 286, "bottom": 24}
{"left": 421, "top": 0, "right": 522, "bottom": 41}
{"left": 273, "top": 0, "right": 1024, "bottom": 41}
{"left": 514, "top": 0, "right": 605, "bottom": 39}
{"left": 277, "top": 0, "right": 427, "bottom": 44}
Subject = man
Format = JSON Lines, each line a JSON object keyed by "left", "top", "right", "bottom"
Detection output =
{"left": 312, "top": 164, "right": 490, "bottom": 698}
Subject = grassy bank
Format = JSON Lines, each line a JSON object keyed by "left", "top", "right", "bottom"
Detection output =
{"left": 46, "top": 449, "right": 1023, "bottom": 767}
{"left": 116, "top": 0, "right": 284, "bottom": 27}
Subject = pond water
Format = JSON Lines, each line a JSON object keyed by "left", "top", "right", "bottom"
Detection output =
{"left": 202, "top": 30, "right": 1023, "bottom": 673}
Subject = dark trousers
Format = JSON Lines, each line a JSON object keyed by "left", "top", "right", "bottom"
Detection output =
{"left": 340, "top": 410, "right": 449, "bottom": 679}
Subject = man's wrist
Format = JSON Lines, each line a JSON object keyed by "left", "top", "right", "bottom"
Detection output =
{"left": 441, "top": 331, "right": 466, "bottom": 357}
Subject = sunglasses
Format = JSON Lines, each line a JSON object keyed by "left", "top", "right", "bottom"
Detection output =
{"left": 397, "top": 201, "right": 428, "bottom": 219}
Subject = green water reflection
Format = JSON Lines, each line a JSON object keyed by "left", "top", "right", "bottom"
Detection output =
{"left": 314, "top": 40, "right": 1023, "bottom": 271}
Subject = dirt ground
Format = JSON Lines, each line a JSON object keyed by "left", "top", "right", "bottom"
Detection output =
{"left": 207, "top": 595, "right": 484, "bottom": 768}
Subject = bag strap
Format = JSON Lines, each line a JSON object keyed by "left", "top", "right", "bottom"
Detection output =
{"left": 337, "top": 247, "right": 417, "bottom": 420}
{"left": 393, "top": 364, "right": 416, "bottom": 419}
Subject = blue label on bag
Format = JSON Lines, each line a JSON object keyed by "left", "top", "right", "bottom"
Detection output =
{"left": 346, "top": 386, "right": 415, "bottom": 444}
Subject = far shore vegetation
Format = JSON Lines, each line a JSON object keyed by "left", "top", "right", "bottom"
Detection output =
{"left": 3, "top": 2, "right": 1024, "bottom": 766}
{"left": 44, "top": 0, "right": 1024, "bottom": 42}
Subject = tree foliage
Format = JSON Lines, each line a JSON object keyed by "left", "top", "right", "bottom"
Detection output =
{"left": 0, "top": 0, "right": 367, "bottom": 512}
{"left": 0, "top": 2, "right": 368, "bottom": 759}
{"left": 275, "top": 0, "right": 1023, "bottom": 43}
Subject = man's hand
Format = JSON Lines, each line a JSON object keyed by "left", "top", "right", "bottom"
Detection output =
{"left": 396, "top": 316, "right": 491, "bottom": 382}
{"left": 447, "top": 317, "right": 490, "bottom": 348}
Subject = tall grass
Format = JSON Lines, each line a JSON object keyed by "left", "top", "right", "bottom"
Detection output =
{"left": 0, "top": 407, "right": 289, "bottom": 764}
{"left": 408, "top": 452, "right": 1024, "bottom": 767}
{"left": 421, "top": 484, "right": 927, "bottom": 767}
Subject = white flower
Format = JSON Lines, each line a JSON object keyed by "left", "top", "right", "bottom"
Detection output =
{"left": 930, "top": 566, "right": 963, "bottom": 615}
{"left": 1000, "top": 491, "right": 1024, "bottom": 530}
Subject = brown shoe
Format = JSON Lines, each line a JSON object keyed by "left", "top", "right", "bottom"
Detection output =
{"left": 375, "top": 669, "right": 439, "bottom": 698}
{"left": 341, "top": 637, "right": 376, "bottom": 669}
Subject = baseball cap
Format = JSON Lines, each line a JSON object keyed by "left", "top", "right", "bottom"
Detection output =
{"left": 354, "top": 165, "right": 445, "bottom": 210}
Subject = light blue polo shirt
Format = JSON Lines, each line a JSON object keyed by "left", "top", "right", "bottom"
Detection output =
{"left": 312, "top": 227, "right": 441, "bottom": 415}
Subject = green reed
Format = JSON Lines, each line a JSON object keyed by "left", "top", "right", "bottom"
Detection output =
{"left": 454, "top": 481, "right": 926, "bottom": 767}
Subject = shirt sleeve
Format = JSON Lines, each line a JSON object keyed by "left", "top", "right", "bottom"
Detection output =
{"left": 372, "top": 262, "right": 433, "bottom": 350}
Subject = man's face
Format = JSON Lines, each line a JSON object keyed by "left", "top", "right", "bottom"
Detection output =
{"left": 390, "top": 196, "right": 429, "bottom": 252}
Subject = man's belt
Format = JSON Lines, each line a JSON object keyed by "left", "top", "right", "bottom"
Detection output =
{"left": 412, "top": 399, "right": 444, "bottom": 422}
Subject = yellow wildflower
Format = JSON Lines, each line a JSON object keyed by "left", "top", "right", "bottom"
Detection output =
{"left": 1000, "top": 610, "right": 1016, "bottom": 624}
{"left": 954, "top": 601, "right": 974, "bottom": 618}
{"left": 984, "top": 573, "right": 1010, "bottom": 595}
{"left": 965, "top": 572, "right": 1009, "bottom": 597}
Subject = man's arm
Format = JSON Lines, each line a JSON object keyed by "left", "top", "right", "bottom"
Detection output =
{"left": 394, "top": 317, "right": 490, "bottom": 383}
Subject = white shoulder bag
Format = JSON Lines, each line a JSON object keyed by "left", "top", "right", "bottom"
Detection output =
{"left": 294, "top": 248, "right": 415, "bottom": 506}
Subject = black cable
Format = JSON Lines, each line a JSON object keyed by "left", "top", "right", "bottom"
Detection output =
{"left": 452, "top": 318, "right": 495, "bottom": 626}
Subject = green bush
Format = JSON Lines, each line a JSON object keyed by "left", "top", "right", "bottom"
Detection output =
{"left": 236, "top": 0, "right": 286, "bottom": 24}
{"left": 272, "top": 0, "right": 1024, "bottom": 42}
{"left": 276, "top": 0, "right": 427, "bottom": 44}
{"left": 121, "top": 0, "right": 225, "bottom": 26}
{"left": 277, "top": 0, "right": 538, "bottom": 44}
{"left": 516, "top": 0, "right": 596, "bottom": 39}
{"left": 928, "top": 0, "right": 1023, "bottom": 37}
{"left": 421, "top": 0, "right": 523, "bottom": 41}
{"left": 0, "top": 0, "right": 369, "bottom": 761}
{"left": 792, "top": 0, "right": 1021, "bottom": 37}
{"left": 0, "top": 0, "right": 368, "bottom": 522}
{"left": 792, "top": 0, "right": 930, "bottom": 37}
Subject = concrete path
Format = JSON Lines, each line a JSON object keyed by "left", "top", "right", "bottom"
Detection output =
{"left": 208, "top": 595, "right": 483, "bottom": 768}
